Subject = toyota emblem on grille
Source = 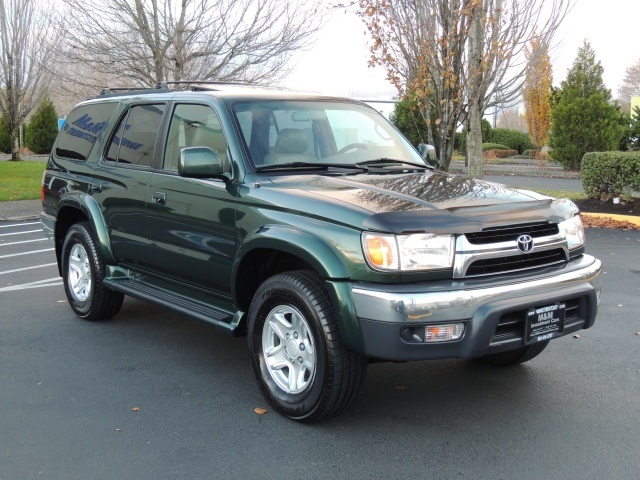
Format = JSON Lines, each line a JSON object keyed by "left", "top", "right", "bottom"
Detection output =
{"left": 517, "top": 234, "right": 534, "bottom": 253}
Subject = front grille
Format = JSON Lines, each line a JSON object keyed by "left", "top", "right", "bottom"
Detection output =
{"left": 465, "top": 248, "right": 566, "bottom": 277}
{"left": 465, "top": 222, "right": 559, "bottom": 245}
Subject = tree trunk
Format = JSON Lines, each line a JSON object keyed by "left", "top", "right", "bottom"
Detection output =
{"left": 467, "top": 100, "right": 483, "bottom": 178}
{"left": 466, "top": 0, "right": 484, "bottom": 179}
{"left": 9, "top": 126, "right": 20, "bottom": 161}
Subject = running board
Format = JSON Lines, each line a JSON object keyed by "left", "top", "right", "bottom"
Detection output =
{"left": 103, "top": 272, "right": 244, "bottom": 336}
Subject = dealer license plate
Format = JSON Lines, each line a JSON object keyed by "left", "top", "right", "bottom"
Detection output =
{"left": 525, "top": 303, "right": 565, "bottom": 344}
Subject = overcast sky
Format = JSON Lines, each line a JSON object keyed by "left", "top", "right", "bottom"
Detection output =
{"left": 284, "top": 0, "right": 640, "bottom": 103}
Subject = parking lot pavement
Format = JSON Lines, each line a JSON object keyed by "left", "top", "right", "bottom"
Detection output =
{"left": 0, "top": 220, "right": 60, "bottom": 293}
{"left": 1, "top": 221, "right": 639, "bottom": 479}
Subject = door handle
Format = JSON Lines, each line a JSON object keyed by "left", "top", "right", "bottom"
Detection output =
{"left": 152, "top": 192, "right": 167, "bottom": 205}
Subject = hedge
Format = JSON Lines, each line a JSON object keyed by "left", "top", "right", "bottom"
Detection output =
{"left": 491, "top": 128, "right": 534, "bottom": 154}
{"left": 581, "top": 151, "right": 640, "bottom": 201}
{"left": 482, "top": 143, "right": 510, "bottom": 151}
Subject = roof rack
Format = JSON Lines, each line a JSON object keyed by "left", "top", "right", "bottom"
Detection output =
{"left": 154, "top": 80, "right": 261, "bottom": 91}
{"left": 96, "top": 80, "right": 265, "bottom": 98}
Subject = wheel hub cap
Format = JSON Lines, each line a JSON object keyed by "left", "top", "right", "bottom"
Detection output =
{"left": 262, "top": 305, "right": 316, "bottom": 395}
{"left": 68, "top": 243, "right": 92, "bottom": 303}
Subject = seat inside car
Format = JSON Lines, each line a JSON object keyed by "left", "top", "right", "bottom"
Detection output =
{"left": 263, "top": 128, "right": 315, "bottom": 165}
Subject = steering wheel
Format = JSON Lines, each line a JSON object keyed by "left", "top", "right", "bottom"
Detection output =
{"left": 338, "top": 143, "right": 369, "bottom": 154}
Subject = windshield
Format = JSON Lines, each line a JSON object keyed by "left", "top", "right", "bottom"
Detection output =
{"left": 232, "top": 100, "right": 427, "bottom": 170}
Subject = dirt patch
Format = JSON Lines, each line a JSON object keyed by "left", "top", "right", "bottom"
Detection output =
{"left": 573, "top": 197, "right": 639, "bottom": 216}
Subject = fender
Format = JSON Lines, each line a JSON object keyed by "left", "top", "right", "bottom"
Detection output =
{"left": 58, "top": 192, "right": 116, "bottom": 264}
{"left": 233, "top": 224, "right": 351, "bottom": 283}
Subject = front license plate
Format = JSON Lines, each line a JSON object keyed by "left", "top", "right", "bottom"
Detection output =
{"left": 525, "top": 303, "right": 565, "bottom": 344}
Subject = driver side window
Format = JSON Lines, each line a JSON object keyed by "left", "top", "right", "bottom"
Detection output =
{"left": 163, "top": 104, "right": 229, "bottom": 172}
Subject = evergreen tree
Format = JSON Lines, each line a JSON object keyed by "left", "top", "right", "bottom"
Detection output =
{"left": 550, "top": 41, "right": 624, "bottom": 170}
{"left": 390, "top": 97, "right": 429, "bottom": 148}
{"left": 0, "top": 113, "right": 11, "bottom": 154}
{"left": 26, "top": 98, "right": 59, "bottom": 154}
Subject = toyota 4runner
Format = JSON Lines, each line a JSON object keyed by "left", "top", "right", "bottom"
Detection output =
{"left": 41, "top": 83, "right": 603, "bottom": 422}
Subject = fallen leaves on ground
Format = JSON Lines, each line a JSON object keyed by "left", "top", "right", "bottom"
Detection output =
{"left": 580, "top": 214, "right": 640, "bottom": 231}
{"left": 132, "top": 406, "right": 140, "bottom": 412}
{"left": 254, "top": 407, "right": 267, "bottom": 415}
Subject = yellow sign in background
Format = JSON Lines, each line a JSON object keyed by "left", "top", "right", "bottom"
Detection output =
{"left": 632, "top": 96, "right": 640, "bottom": 117}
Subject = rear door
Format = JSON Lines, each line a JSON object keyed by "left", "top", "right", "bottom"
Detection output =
{"left": 90, "top": 102, "right": 167, "bottom": 266}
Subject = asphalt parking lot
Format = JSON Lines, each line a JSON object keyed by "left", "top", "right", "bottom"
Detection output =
{"left": 1, "top": 220, "right": 639, "bottom": 480}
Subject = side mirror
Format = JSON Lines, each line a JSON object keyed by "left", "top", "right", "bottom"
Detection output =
{"left": 179, "top": 147, "right": 225, "bottom": 178}
{"left": 418, "top": 143, "right": 439, "bottom": 169}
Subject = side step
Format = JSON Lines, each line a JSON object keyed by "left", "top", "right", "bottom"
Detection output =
{"left": 104, "top": 273, "right": 244, "bottom": 336}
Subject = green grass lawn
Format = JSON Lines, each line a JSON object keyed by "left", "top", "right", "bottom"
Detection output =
{"left": 0, "top": 161, "right": 46, "bottom": 201}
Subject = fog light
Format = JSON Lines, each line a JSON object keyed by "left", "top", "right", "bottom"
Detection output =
{"left": 425, "top": 323, "right": 464, "bottom": 342}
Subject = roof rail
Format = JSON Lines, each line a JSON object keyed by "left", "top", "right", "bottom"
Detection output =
{"left": 98, "top": 84, "right": 170, "bottom": 97}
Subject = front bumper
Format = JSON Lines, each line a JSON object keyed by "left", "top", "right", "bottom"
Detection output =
{"left": 351, "top": 255, "right": 603, "bottom": 361}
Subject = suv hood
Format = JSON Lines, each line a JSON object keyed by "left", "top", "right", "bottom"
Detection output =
{"left": 266, "top": 171, "right": 578, "bottom": 234}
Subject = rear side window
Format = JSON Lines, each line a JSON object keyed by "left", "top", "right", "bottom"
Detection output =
{"left": 55, "top": 102, "right": 117, "bottom": 161}
{"left": 106, "top": 104, "right": 166, "bottom": 167}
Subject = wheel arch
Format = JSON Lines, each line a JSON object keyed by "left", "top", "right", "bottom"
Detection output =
{"left": 233, "top": 225, "right": 350, "bottom": 312}
{"left": 54, "top": 193, "right": 114, "bottom": 274}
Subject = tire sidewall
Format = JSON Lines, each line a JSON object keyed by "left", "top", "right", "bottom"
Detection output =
{"left": 248, "top": 275, "right": 329, "bottom": 420}
{"left": 61, "top": 224, "right": 97, "bottom": 317}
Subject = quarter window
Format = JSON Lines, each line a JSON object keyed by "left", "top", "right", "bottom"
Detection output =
{"left": 55, "top": 102, "right": 117, "bottom": 161}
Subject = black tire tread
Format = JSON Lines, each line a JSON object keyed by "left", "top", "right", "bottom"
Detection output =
{"left": 249, "top": 270, "right": 367, "bottom": 422}
{"left": 62, "top": 222, "right": 124, "bottom": 321}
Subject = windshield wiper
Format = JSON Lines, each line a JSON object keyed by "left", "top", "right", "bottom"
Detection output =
{"left": 355, "top": 158, "right": 431, "bottom": 170}
{"left": 256, "top": 162, "right": 365, "bottom": 172}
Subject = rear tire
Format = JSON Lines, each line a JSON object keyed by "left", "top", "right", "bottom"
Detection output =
{"left": 247, "top": 271, "right": 367, "bottom": 422}
{"left": 474, "top": 340, "right": 549, "bottom": 367}
{"left": 61, "top": 222, "right": 124, "bottom": 320}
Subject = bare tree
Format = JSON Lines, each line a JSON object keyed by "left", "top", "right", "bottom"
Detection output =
{"left": 617, "top": 58, "right": 640, "bottom": 112}
{"left": 357, "top": 0, "right": 570, "bottom": 177}
{"left": 57, "top": 0, "right": 324, "bottom": 91}
{"left": 0, "top": 0, "right": 57, "bottom": 160}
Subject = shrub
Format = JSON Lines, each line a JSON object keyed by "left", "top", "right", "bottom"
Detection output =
{"left": 26, "top": 98, "right": 59, "bottom": 154}
{"left": 482, "top": 143, "right": 510, "bottom": 151}
{"left": 490, "top": 128, "right": 534, "bottom": 154}
{"left": 458, "top": 120, "right": 492, "bottom": 152}
{"left": 581, "top": 151, "right": 640, "bottom": 201}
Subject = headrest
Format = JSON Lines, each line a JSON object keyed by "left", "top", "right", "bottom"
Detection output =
{"left": 275, "top": 128, "right": 309, "bottom": 154}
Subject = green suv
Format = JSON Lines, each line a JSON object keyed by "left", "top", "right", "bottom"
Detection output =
{"left": 42, "top": 83, "right": 603, "bottom": 421}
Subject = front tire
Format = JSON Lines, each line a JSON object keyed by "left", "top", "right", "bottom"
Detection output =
{"left": 247, "top": 271, "right": 367, "bottom": 422}
{"left": 61, "top": 222, "right": 124, "bottom": 320}
{"left": 474, "top": 340, "right": 550, "bottom": 367}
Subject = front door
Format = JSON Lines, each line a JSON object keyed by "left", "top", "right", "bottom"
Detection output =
{"left": 144, "top": 103, "right": 237, "bottom": 297}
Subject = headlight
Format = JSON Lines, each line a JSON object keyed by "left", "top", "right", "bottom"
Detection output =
{"left": 559, "top": 215, "right": 585, "bottom": 250}
{"left": 363, "top": 233, "right": 454, "bottom": 271}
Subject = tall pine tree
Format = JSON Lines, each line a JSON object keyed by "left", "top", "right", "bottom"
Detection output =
{"left": 550, "top": 41, "right": 624, "bottom": 170}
